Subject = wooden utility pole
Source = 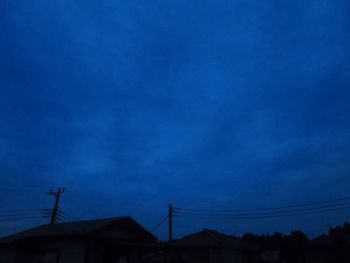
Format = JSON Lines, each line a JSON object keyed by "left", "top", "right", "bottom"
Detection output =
{"left": 46, "top": 188, "right": 65, "bottom": 224}
{"left": 168, "top": 203, "right": 173, "bottom": 242}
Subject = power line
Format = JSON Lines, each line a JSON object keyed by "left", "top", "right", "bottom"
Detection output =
{"left": 0, "top": 209, "right": 43, "bottom": 213}
{"left": 58, "top": 209, "right": 67, "bottom": 216}
{"left": 173, "top": 196, "right": 350, "bottom": 222}
{"left": 0, "top": 210, "right": 44, "bottom": 216}
{"left": 0, "top": 210, "right": 45, "bottom": 216}
{"left": 0, "top": 213, "right": 44, "bottom": 218}
{"left": 175, "top": 205, "right": 350, "bottom": 220}
{"left": 0, "top": 215, "right": 44, "bottom": 221}
{"left": 176, "top": 202, "right": 350, "bottom": 217}
{"left": 177, "top": 207, "right": 350, "bottom": 218}
{"left": 150, "top": 215, "right": 169, "bottom": 233}
{"left": 175, "top": 196, "right": 350, "bottom": 213}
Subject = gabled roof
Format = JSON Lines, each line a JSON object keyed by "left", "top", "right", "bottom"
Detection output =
{"left": 174, "top": 229, "right": 260, "bottom": 252}
{"left": 0, "top": 216, "right": 156, "bottom": 244}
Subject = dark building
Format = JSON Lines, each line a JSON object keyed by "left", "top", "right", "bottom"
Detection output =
{"left": 168, "top": 229, "right": 261, "bottom": 263}
{"left": 0, "top": 216, "right": 157, "bottom": 263}
{"left": 305, "top": 234, "right": 350, "bottom": 263}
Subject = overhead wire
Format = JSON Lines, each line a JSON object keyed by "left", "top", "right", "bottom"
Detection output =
{"left": 174, "top": 197, "right": 350, "bottom": 220}
{"left": 0, "top": 209, "right": 44, "bottom": 213}
{"left": 2, "top": 183, "right": 350, "bottom": 223}
{"left": 177, "top": 206, "right": 350, "bottom": 220}
{"left": 175, "top": 202, "right": 350, "bottom": 217}
{"left": 150, "top": 215, "right": 169, "bottom": 233}
{"left": 174, "top": 196, "right": 350, "bottom": 213}
{"left": 0, "top": 215, "right": 44, "bottom": 221}
{"left": 0, "top": 209, "right": 46, "bottom": 218}
{"left": 0, "top": 184, "right": 101, "bottom": 223}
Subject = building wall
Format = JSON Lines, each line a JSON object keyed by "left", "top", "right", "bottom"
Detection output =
{"left": 305, "top": 250, "right": 349, "bottom": 263}
{"left": 7, "top": 240, "right": 86, "bottom": 263}
{"left": 173, "top": 248, "right": 257, "bottom": 263}
{"left": 222, "top": 252, "right": 243, "bottom": 263}
{"left": 180, "top": 248, "right": 220, "bottom": 263}
{"left": 85, "top": 244, "right": 143, "bottom": 263}
{"left": 85, "top": 244, "right": 103, "bottom": 263}
{"left": 0, "top": 248, "right": 16, "bottom": 263}
{"left": 260, "top": 250, "right": 280, "bottom": 262}
{"left": 2, "top": 240, "right": 148, "bottom": 263}
{"left": 54, "top": 240, "right": 86, "bottom": 263}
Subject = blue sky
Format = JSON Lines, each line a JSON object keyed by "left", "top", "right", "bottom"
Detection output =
{"left": 1, "top": 0, "right": 350, "bottom": 239}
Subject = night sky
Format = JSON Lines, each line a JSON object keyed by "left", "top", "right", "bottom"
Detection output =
{"left": 1, "top": 0, "right": 350, "bottom": 240}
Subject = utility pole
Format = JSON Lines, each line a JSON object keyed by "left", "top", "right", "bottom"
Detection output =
{"left": 46, "top": 188, "right": 65, "bottom": 224}
{"left": 168, "top": 203, "right": 173, "bottom": 242}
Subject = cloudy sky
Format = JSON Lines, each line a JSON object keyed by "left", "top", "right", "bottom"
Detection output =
{"left": 1, "top": 0, "right": 350, "bottom": 239}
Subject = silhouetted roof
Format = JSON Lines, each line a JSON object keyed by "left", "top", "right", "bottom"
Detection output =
{"left": 0, "top": 216, "right": 156, "bottom": 244}
{"left": 306, "top": 234, "right": 339, "bottom": 250}
{"left": 174, "top": 229, "right": 260, "bottom": 252}
{"left": 309, "top": 234, "right": 332, "bottom": 245}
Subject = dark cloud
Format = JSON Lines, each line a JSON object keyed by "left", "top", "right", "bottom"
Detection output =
{"left": 1, "top": 0, "right": 350, "bottom": 238}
